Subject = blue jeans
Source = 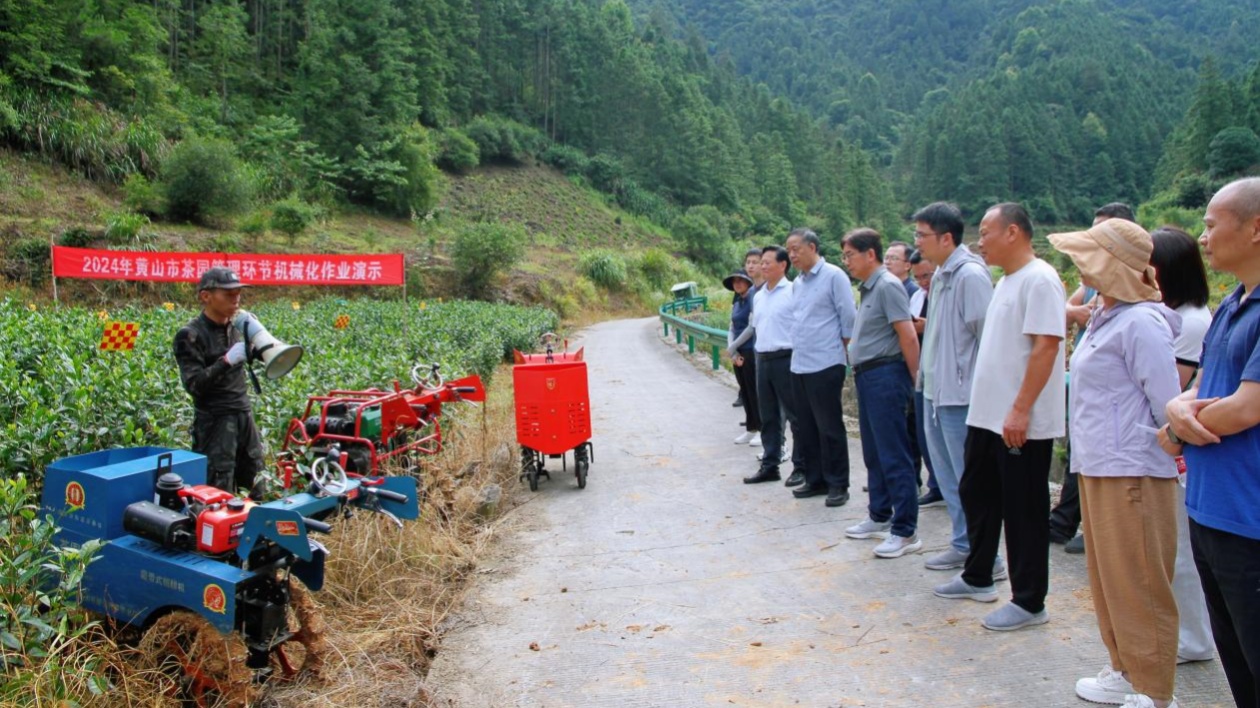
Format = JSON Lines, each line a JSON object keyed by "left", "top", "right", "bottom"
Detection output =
{"left": 923, "top": 400, "right": 970, "bottom": 553}
{"left": 855, "top": 363, "right": 918, "bottom": 538}
{"left": 914, "top": 390, "right": 938, "bottom": 491}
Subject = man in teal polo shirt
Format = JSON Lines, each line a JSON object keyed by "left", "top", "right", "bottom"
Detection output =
{"left": 1162, "top": 177, "right": 1260, "bottom": 708}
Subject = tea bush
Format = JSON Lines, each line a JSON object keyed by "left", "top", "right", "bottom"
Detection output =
{"left": 0, "top": 475, "right": 104, "bottom": 703}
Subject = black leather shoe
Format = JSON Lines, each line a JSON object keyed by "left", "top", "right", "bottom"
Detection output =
{"left": 784, "top": 471, "right": 805, "bottom": 487}
{"left": 743, "top": 468, "right": 781, "bottom": 484}
{"left": 1064, "top": 535, "right": 1085, "bottom": 554}
{"left": 825, "top": 490, "right": 850, "bottom": 508}
{"left": 792, "top": 483, "right": 827, "bottom": 499}
{"left": 732, "top": 395, "right": 743, "bottom": 407}
{"left": 1048, "top": 528, "right": 1072, "bottom": 545}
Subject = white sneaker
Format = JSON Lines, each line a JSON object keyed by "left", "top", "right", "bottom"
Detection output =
{"left": 874, "top": 534, "right": 922, "bottom": 558}
{"left": 734, "top": 431, "right": 754, "bottom": 444}
{"left": 748, "top": 433, "right": 762, "bottom": 447}
{"left": 1121, "top": 695, "right": 1178, "bottom": 708}
{"left": 845, "top": 518, "right": 892, "bottom": 539}
{"left": 1075, "top": 666, "right": 1135, "bottom": 705}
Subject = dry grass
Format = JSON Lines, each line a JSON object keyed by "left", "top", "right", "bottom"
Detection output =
{"left": 260, "top": 365, "right": 524, "bottom": 707}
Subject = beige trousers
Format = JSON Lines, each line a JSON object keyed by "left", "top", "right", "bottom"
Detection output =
{"left": 1079, "top": 474, "right": 1180, "bottom": 700}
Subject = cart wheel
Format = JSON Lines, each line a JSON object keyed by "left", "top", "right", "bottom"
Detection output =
{"left": 527, "top": 463, "right": 539, "bottom": 492}
{"left": 576, "top": 459, "right": 588, "bottom": 490}
{"left": 138, "top": 610, "right": 253, "bottom": 708}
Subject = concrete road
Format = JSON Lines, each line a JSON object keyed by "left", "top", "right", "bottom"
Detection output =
{"left": 427, "top": 318, "right": 1230, "bottom": 707}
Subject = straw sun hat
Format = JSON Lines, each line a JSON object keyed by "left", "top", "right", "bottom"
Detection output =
{"left": 1047, "top": 219, "right": 1161, "bottom": 303}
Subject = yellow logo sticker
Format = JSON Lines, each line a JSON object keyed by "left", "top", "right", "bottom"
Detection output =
{"left": 203, "top": 584, "right": 228, "bottom": 614}
{"left": 65, "top": 481, "right": 86, "bottom": 512}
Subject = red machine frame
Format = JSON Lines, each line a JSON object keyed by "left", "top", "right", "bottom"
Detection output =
{"left": 514, "top": 334, "right": 594, "bottom": 491}
{"left": 278, "top": 365, "right": 485, "bottom": 485}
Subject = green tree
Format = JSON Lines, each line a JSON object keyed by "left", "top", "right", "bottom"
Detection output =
{"left": 450, "top": 222, "right": 526, "bottom": 298}
{"left": 188, "top": 0, "right": 252, "bottom": 124}
{"left": 1208, "top": 126, "right": 1260, "bottom": 178}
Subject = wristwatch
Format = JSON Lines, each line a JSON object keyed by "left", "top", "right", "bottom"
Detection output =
{"left": 1165, "top": 424, "right": 1183, "bottom": 446}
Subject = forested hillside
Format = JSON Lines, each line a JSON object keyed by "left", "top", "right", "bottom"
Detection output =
{"left": 2, "top": 0, "right": 1258, "bottom": 280}
{"left": 0, "top": 0, "right": 901, "bottom": 280}
{"left": 637, "top": 0, "right": 1260, "bottom": 222}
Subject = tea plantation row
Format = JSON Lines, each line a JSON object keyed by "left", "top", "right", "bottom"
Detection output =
{"left": 1, "top": 297, "right": 557, "bottom": 483}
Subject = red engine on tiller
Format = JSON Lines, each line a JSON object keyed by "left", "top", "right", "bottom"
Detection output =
{"left": 125, "top": 477, "right": 261, "bottom": 555}
{"left": 278, "top": 363, "right": 485, "bottom": 483}
{"left": 183, "top": 485, "right": 256, "bottom": 554}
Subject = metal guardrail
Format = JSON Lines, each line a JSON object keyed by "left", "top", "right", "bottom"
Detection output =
{"left": 659, "top": 296, "right": 728, "bottom": 369}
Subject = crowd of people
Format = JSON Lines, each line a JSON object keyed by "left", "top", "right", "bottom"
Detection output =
{"left": 720, "top": 178, "right": 1260, "bottom": 708}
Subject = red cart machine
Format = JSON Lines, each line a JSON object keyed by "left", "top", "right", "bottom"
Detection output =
{"left": 514, "top": 335, "right": 594, "bottom": 491}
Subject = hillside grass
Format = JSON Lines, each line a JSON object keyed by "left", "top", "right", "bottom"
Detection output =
{"left": 0, "top": 149, "right": 703, "bottom": 319}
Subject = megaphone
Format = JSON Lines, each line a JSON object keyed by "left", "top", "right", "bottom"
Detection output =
{"left": 233, "top": 310, "right": 304, "bottom": 380}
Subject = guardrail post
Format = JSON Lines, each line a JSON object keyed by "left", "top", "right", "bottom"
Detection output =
{"left": 675, "top": 328, "right": 682, "bottom": 344}
{"left": 663, "top": 321, "right": 669, "bottom": 337}
{"left": 711, "top": 345, "right": 720, "bottom": 370}
{"left": 687, "top": 335, "right": 695, "bottom": 354}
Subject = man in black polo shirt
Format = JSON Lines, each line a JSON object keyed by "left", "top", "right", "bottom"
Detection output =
{"left": 173, "top": 267, "right": 264, "bottom": 495}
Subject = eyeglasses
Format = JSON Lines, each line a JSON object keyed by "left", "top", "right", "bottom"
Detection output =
{"left": 884, "top": 255, "right": 904, "bottom": 263}
{"left": 913, "top": 231, "right": 939, "bottom": 241}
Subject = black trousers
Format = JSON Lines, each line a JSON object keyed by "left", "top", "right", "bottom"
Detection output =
{"left": 191, "top": 409, "right": 264, "bottom": 494}
{"left": 1049, "top": 386, "right": 1081, "bottom": 537}
{"left": 960, "top": 426, "right": 1052, "bottom": 613}
{"left": 1190, "top": 519, "right": 1260, "bottom": 708}
{"left": 733, "top": 350, "right": 761, "bottom": 433}
{"left": 791, "top": 364, "right": 849, "bottom": 492}
{"left": 756, "top": 353, "right": 797, "bottom": 474}
{"left": 1049, "top": 468, "right": 1081, "bottom": 538}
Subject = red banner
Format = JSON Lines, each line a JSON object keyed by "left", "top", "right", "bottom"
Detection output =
{"left": 52, "top": 247, "right": 405, "bottom": 286}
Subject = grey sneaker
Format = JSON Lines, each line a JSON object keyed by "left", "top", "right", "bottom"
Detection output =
{"left": 932, "top": 575, "right": 999, "bottom": 602}
{"left": 993, "top": 556, "right": 1008, "bottom": 582}
{"left": 845, "top": 518, "right": 892, "bottom": 539}
{"left": 982, "top": 603, "right": 1049, "bottom": 631}
{"left": 1074, "top": 665, "right": 1133, "bottom": 704}
{"left": 924, "top": 547, "right": 968, "bottom": 570}
{"left": 874, "top": 534, "right": 923, "bottom": 558}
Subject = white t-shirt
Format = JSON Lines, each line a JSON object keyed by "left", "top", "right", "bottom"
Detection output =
{"left": 1174, "top": 303, "right": 1212, "bottom": 365}
{"left": 967, "top": 258, "right": 1067, "bottom": 439}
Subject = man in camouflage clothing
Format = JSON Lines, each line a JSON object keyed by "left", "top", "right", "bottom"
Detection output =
{"left": 173, "top": 267, "right": 263, "bottom": 495}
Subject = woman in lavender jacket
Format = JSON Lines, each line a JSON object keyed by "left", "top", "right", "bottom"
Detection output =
{"left": 1050, "top": 219, "right": 1184, "bottom": 708}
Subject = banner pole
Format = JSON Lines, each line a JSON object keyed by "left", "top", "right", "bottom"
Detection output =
{"left": 401, "top": 280, "right": 409, "bottom": 341}
{"left": 50, "top": 238, "right": 59, "bottom": 303}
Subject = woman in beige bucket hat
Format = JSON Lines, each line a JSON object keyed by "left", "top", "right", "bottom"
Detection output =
{"left": 1050, "top": 219, "right": 1184, "bottom": 708}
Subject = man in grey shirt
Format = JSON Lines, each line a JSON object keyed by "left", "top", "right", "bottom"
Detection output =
{"left": 785, "top": 228, "right": 858, "bottom": 508}
{"left": 840, "top": 229, "right": 923, "bottom": 558}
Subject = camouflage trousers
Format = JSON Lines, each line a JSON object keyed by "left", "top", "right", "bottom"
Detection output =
{"left": 191, "top": 410, "right": 264, "bottom": 495}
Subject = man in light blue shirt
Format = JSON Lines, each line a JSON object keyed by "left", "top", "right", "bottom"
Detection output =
{"left": 785, "top": 228, "right": 858, "bottom": 508}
